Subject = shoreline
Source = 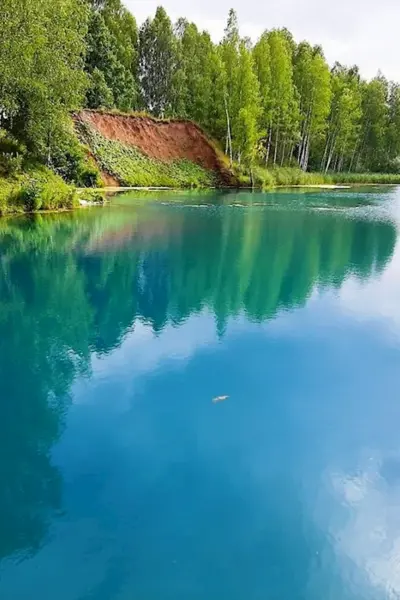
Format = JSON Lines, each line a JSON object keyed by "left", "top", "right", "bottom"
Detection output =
{"left": 2, "top": 181, "right": 400, "bottom": 218}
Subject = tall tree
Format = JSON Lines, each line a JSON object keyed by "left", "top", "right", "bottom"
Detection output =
{"left": 85, "top": 0, "right": 138, "bottom": 110}
{"left": 267, "top": 29, "right": 300, "bottom": 166}
{"left": 233, "top": 41, "right": 262, "bottom": 170}
{"left": 320, "top": 64, "right": 362, "bottom": 172}
{"left": 358, "top": 75, "right": 389, "bottom": 171}
{"left": 386, "top": 83, "right": 400, "bottom": 169}
{"left": 294, "top": 43, "right": 332, "bottom": 170}
{"left": 253, "top": 32, "right": 272, "bottom": 150}
{"left": 220, "top": 9, "right": 240, "bottom": 164}
{"left": 0, "top": 0, "right": 89, "bottom": 161}
{"left": 138, "top": 7, "right": 180, "bottom": 116}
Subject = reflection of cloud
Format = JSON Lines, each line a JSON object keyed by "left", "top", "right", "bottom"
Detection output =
{"left": 73, "top": 312, "right": 218, "bottom": 405}
{"left": 338, "top": 244, "right": 400, "bottom": 337}
{"left": 329, "top": 454, "right": 400, "bottom": 599}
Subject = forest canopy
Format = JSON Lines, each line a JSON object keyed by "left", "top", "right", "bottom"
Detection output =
{"left": 1, "top": 0, "right": 400, "bottom": 176}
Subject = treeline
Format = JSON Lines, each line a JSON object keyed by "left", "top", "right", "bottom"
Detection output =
{"left": 1, "top": 0, "right": 400, "bottom": 177}
{"left": 83, "top": 2, "right": 400, "bottom": 173}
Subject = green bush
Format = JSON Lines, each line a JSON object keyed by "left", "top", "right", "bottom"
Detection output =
{"left": 0, "top": 153, "right": 23, "bottom": 177}
{"left": 17, "top": 180, "right": 43, "bottom": 212}
{"left": 0, "top": 129, "right": 26, "bottom": 177}
{"left": 50, "top": 129, "right": 102, "bottom": 188}
{"left": 0, "top": 166, "right": 77, "bottom": 214}
{"left": 0, "top": 179, "right": 19, "bottom": 215}
{"left": 79, "top": 188, "right": 106, "bottom": 204}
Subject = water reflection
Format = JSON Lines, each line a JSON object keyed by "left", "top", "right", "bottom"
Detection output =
{"left": 0, "top": 191, "right": 398, "bottom": 597}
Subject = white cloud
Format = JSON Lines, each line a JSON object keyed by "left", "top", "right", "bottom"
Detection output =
{"left": 126, "top": 0, "right": 400, "bottom": 80}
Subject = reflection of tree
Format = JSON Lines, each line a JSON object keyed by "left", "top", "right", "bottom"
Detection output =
{"left": 164, "top": 205, "right": 396, "bottom": 329}
{"left": 0, "top": 221, "right": 92, "bottom": 561}
{"left": 0, "top": 200, "right": 396, "bottom": 560}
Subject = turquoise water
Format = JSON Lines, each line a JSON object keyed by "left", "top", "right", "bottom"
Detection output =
{"left": 1, "top": 188, "right": 400, "bottom": 599}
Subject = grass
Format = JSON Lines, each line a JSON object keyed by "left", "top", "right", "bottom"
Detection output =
{"left": 235, "top": 165, "right": 332, "bottom": 189}
{"left": 0, "top": 165, "right": 78, "bottom": 216}
{"left": 78, "top": 122, "right": 216, "bottom": 189}
{"left": 329, "top": 172, "right": 400, "bottom": 184}
{"left": 235, "top": 165, "right": 400, "bottom": 189}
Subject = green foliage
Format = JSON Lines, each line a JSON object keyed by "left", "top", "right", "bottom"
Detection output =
{"left": 233, "top": 42, "right": 262, "bottom": 166}
{"left": 235, "top": 164, "right": 400, "bottom": 188}
{"left": 175, "top": 23, "right": 226, "bottom": 140}
{"left": 49, "top": 128, "right": 102, "bottom": 187}
{"left": 85, "top": 1, "right": 138, "bottom": 111}
{"left": 86, "top": 68, "right": 115, "bottom": 109}
{"left": 319, "top": 64, "right": 362, "bottom": 173}
{"left": 0, "top": 0, "right": 89, "bottom": 162}
{"left": 294, "top": 43, "right": 332, "bottom": 170}
{"left": 81, "top": 124, "right": 215, "bottom": 188}
{"left": 329, "top": 172, "right": 400, "bottom": 184}
{"left": 0, "top": 166, "right": 78, "bottom": 215}
{"left": 263, "top": 29, "right": 300, "bottom": 166}
{"left": 78, "top": 189, "right": 106, "bottom": 204}
{"left": 0, "top": 130, "right": 26, "bottom": 177}
{"left": 138, "top": 7, "right": 179, "bottom": 116}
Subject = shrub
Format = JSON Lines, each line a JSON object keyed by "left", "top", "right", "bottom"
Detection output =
{"left": 17, "top": 179, "right": 43, "bottom": 212}
{"left": 0, "top": 129, "right": 26, "bottom": 177}
{"left": 49, "top": 124, "right": 102, "bottom": 187}
{"left": 79, "top": 189, "right": 106, "bottom": 204}
{"left": 0, "top": 165, "right": 77, "bottom": 214}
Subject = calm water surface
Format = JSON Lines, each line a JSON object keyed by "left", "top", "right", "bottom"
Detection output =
{"left": 1, "top": 188, "right": 400, "bottom": 599}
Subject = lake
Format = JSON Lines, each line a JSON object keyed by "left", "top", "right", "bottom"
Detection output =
{"left": 1, "top": 188, "right": 400, "bottom": 600}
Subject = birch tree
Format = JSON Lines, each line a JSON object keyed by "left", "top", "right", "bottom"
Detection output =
{"left": 294, "top": 43, "right": 331, "bottom": 170}
{"left": 233, "top": 41, "right": 262, "bottom": 169}
{"left": 220, "top": 9, "right": 240, "bottom": 164}
{"left": 267, "top": 30, "right": 299, "bottom": 166}
{"left": 358, "top": 76, "right": 389, "bottom": 171}
{"left": 253, "top": 33, "right": 272, "bottom": 161}
{"left": 321, "top": 65, "right": 362, "bottom": 172}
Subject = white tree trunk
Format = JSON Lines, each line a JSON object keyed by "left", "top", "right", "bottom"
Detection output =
{"left": 273, "top": 126, "right": 280, "bottom": 166}
{"left": 224, "top": 95, "right": 233, "bottom": 168}
{"left": 265, "top": 128, "right": 272, "bottom": 166}
{"left": 325, "top": 134, "right": 337, "bottom": 173}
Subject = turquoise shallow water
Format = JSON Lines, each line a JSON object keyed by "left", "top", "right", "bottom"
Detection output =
{"left": 1, "top": 188, "right": 400, "bottom": 599}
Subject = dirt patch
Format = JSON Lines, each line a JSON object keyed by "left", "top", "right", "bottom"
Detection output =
{"left": 101, "top": 170, "right": 120, "bottom": 187}
{"left": 75, "top": 110, "right": 236, "bottom": 187}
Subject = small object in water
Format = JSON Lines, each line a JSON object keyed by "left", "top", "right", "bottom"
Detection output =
{"left": 212, "top": 395, "right": 229, "bottom": 404}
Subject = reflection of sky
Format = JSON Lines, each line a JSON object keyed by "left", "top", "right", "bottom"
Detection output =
{"left": 3, "top": 205, "right": 400, "bottom": 599}
{"left": 339, "top": 243, "right": 400, "bottom": 337}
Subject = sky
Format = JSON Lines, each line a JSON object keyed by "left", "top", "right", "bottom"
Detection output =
{"left": 126, "top": 0, "right": 400, "bottom": 82}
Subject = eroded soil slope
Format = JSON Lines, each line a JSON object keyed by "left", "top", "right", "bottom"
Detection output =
{"left": 75, "top": 110, "right": 235, "bottom": 186}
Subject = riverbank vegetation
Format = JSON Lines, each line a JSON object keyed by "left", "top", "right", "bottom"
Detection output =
{"left": 2, "top": 0, "right": 400, "bottom": 213}
{"left": 236, "top": 166, "right": 400, "bottom": 189}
